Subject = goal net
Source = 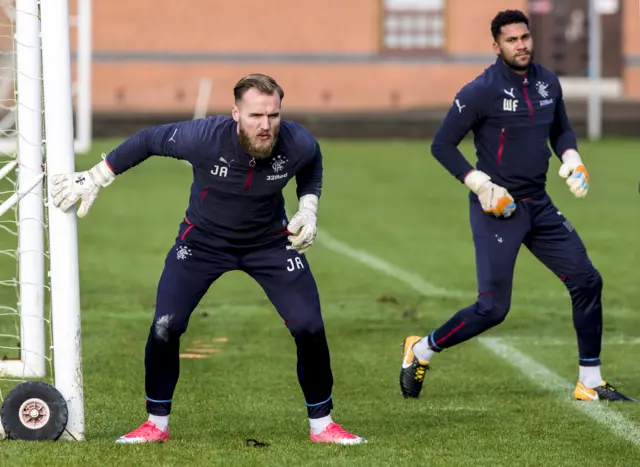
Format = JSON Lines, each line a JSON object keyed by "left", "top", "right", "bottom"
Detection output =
{"left": 0, "top": 0, "right": 87, "bottom": 441}
{"left": 0, "top": 0, "right": 92, "bottom": 155}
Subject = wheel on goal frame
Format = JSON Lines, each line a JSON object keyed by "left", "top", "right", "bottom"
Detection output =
{"left": 1, "top": 381, "right": 68, "bottom": 441}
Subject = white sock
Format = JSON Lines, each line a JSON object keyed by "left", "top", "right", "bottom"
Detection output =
{"left": 413, "top": 337, "right": 435, "bottom": 362}
{"left": 148, "top": 414, "right": 169, "bottom": 432}
{"left": 309, "top": 414, "right": 333, "bottom": 435}
{"left": 579, "top": 365, "right": 603, "bottom": 389}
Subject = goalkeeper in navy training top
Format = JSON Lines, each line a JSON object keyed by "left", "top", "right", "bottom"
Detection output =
{"left": 399, "top": 10, "right": 635, "bottom": 403}
{"left": 51, "top": 73, "right": 367, "bottom": 445}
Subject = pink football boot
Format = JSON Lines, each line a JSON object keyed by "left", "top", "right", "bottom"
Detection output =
{"left": 310, "top": 422, "right": 367, "bottom": 445}
{"left": 115, "top": 421, "right": 169, "bottom": 444}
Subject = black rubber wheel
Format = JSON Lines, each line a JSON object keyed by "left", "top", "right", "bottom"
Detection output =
{"left": 1, "top": 381, "right": 68, "bottom": 441}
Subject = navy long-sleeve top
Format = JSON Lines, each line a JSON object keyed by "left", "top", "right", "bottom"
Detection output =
{"left": 431, "top": 57, "right": 577, "bottom": 200}
{"left": 105, "top": 115, "right": 323, "bottom": 242}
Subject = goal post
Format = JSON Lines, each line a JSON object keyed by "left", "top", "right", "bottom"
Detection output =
{"left": 16, "top": 0, "right": 46, "bottom": 382}
{"left": 0, "top": 0, "right": 85, "bottom": 441}
{"left": 41, "top": 0, "right": 85, "bottom": 441}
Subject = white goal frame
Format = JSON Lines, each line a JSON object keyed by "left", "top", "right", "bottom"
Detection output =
{"left": 0, "top": 0, "right": 85, "bottom": 441}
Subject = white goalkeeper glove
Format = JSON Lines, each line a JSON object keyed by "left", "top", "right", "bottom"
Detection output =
{"left": 287, "top": 194, "right": 318, "bottom": 254}
{"left": 51, "top": 158, "right": 115, "bottom": 217}
{"left": 464, "top": 170, "right": 516, "bottom": 218}
{"left": 558, "top": 149, "right": 589, "bottom": 198}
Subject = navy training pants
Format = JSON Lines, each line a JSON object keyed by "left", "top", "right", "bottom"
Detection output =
{"left": 144, "top": 219, "right": 333, "bottom": 418}
{"left": 425, "top": 194, "right": 603, "bottom": 366}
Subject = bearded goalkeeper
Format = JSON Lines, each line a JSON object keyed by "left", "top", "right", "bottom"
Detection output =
{"left": 51, "top": 73, "right": 367, "bottom": 445}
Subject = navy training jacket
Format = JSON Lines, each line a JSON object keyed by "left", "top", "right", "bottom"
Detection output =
{"left": 431, "top": 56, "right": 577, "bottom": 200}
{"left": 105, "top": 115, "right": 322, "bottom": 244}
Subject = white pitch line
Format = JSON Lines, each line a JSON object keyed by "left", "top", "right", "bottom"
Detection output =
{"left": 316, "top": 229, "right": 570, "bottom": 302}
{"left": 316, "top": 230, "right": 466, "bottom": 298}
{"left": 480, "top": 337, "right": 640, "bottom": 448}
{"left": 312, "top": 229, "right": 640, "bottom": 448}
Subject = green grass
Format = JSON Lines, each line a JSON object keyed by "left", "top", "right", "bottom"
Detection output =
{"left": 1, "top": 137, "right": 640, "bottom": 466}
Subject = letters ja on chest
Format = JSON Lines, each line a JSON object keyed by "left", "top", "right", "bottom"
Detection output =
{"left": 204, "top": 152, "right": 293, "bottom": 192}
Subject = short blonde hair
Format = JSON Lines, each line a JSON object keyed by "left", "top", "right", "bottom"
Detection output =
{"left": 233, "top": 73, "right": 284, "bottom": 102}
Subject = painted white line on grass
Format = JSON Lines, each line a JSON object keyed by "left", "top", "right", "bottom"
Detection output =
{"left": 313, "top": 229, "right": 640, "bottom": 448}
{"left": 316, "top": 230, "right": 466, "bottom": 298}
{"left": 480, "top": 337, "right": 640, "bottom": 448}
{"left": 316, "top": 229, "right": 570, "bottom": 302}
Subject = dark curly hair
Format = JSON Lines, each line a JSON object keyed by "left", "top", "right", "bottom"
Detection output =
{"left": 491, "top": 10, "right": 530, "bottom": 40}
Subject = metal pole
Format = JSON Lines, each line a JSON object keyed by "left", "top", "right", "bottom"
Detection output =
{"left": 75, "top": 0, "right": 93, "bottom": 154}
{"left": 40, "top": 0, "right": 85, "bottom": 441}
{"left": 15, "top": 0, "right": 46, "bottom": 379}
{"left": 587, "top": 0, "right": 602, "bottom": 141}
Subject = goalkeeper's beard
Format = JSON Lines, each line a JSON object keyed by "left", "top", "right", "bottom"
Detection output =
{"left": 238, "top": 122, "right": 278, "bottom": 159}
{"left": 500, "top": 48, "right": 534, "bottom": 72}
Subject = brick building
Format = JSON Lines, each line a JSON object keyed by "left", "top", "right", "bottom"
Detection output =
{"left": 1, "top": 0, "right": 636, "bottom": 137}
{"left": 83, "top": 0, "right": 637, "bottom": 116}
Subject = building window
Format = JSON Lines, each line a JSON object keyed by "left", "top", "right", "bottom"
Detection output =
{"left": 381, "top": 0, "right": 445, "bottom": 53}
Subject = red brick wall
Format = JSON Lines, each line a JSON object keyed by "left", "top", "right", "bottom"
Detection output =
{"left": 88, "top": 0, "right": 532, "bottom": 113}
{"left": 7, "top": 0, "right": 640, "bottom": 113}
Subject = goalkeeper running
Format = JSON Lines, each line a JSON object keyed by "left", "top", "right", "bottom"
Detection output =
{"left": 51, "top": 73, "right": 367, "bottom": 445}
{"left": 400, "top": 10, "right": 635, "bottom": 403}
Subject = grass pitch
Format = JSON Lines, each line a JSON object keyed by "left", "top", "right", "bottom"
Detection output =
{"left": 0, "top": 136, "right": 639, "bottom": 466}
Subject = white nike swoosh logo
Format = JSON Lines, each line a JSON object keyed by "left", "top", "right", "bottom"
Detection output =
{"left": 577, "top": 386, "right": 598, "bottom": 400}
{"left": 402, "top": 349, "right": 413, "bottom": 369}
